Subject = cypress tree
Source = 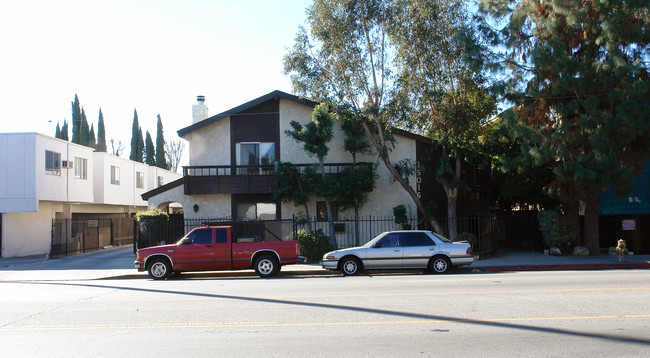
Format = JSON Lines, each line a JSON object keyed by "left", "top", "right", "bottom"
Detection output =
{"left": 155, "top": 114, "right": 167, "bottom": 169}
{"left": 60, "top": 120, "right": 69, "bottom": 141}
{"left": 55, "top": 122, "right": 61, "bottom": 139}
{"left": 96, "top": 109, "right": 107, "bottom": 152}
{"left": 130, "top": 109, "right": 141, "bottom": 161}
{"left": 88, "top": 124, "right": 97, "bottom": 149}
{"left": 137, "top": 127, "right": 145, "bottom": 163}
{"left": 80, "top": 107, "right": 90, "bottom": 146}
{"left": 71, "top": 95, "right": 81, "bottom": 144}
{"left": 145, "top": 131, "right": 155, "bottom": 166}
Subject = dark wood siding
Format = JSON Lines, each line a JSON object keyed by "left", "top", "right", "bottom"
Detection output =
{"left": 230, "top": 99, "right": 280, "bottom": 165}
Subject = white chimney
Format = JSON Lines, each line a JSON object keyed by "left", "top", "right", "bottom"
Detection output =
{"left": 192, "top": 95, "right": 209, "bottom": 124}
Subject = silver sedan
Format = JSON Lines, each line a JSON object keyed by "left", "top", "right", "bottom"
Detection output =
{"left": 321, "top": 230, "right": 474, "bottom": 275}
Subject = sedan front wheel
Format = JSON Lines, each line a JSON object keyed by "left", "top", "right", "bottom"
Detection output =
{"left": 340, "top": 257, "right": 361, "bottom": 276}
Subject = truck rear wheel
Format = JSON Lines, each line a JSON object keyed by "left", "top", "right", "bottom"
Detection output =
{"left": 254, "top": 255, "right": 280, "bottom": 278}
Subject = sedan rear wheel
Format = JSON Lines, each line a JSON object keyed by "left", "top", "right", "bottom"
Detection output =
{"left": 429, "top": 256, "right": 451, "bottom": 274}
{"left": 340, "top": 257, "right": 361, "bottom": 276}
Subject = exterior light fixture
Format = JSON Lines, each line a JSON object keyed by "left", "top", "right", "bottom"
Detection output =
{"left": 193, "top": 204, "right": 199, "bottom": 213}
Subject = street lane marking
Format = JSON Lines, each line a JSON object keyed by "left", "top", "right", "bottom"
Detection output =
{"left": 3, "top": 314, "right": 650, "bottom": 331}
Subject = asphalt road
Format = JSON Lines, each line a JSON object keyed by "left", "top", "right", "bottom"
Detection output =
{"left": 1, "top": 270, "right": 649, "bottom": 357}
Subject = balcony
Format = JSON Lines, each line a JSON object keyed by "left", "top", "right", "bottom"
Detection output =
{"left": 182, "top": 163, "right": 373, "bottom": 195}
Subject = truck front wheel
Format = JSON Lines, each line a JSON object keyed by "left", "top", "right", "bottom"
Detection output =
{"left": 148, "top": 258, "right": 172, "bottom": 280}
{"left": 254, "top": 255, "right": 280, "bottom": 278}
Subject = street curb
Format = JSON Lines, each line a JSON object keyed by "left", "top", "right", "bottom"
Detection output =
{"left": 485, "top": 263, "right": 650, "bottom": 272}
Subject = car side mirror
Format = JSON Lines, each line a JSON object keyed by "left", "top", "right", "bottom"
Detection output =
{"left": 181, "top": 239, "right": 192, "bottom": 245}
{"left": 374, "top": 242, "right": 382, "bottom": 248}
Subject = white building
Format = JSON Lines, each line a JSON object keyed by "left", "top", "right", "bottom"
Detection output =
{"left": 0, "top": 133, "right": 182, "bottom": 258}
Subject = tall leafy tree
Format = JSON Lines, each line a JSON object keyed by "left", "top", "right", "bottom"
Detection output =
{"left": 337, "top": 108, "right": 375, "bottom": 245}
{"left": 71, "top": 95, "right": 81, "bottom": 144}
{"left": 60, "top": 120, "right": 69, "bottom": 141}
{"left": 96, "top": 108, "right": 107, "bottom": 152}
{"left": 144, "top": 131, "right": 156, "bottom": 166}
{"left": 88, "top": 124, "right": 97, "bottom": 149}
{"left": 165, "top": 140, "right": 185, "bottom": 172}
{"left": 284, "top": 0, "right": 445, "bottom": 234}
{"left": 480, "top": 0, "right": 650, "bottom": 254}
{"left": 285, "top": 103, "right": 338, "bottom": 249}
{"left": 389, "top": 0, "right": 497, "bottom": 239}
{"left": 273, "top": 161, "right": 315, "bottom": 233}
{"left": 155, "top": 114, "right": 167, "bottom": 169}
{"left": 130, "top": 109, "right": 143, "bottom": 162}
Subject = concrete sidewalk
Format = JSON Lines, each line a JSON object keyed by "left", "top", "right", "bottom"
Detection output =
{"left": 1, "top": 245, "right": 649, "bottom": 281}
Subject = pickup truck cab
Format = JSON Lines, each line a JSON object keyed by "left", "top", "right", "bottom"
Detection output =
{"left": 135, "top": 226, "right": 301, "bottom": 279}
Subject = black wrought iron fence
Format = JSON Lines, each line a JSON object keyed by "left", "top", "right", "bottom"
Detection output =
{"left": 134, "top": 212, "right": 542, "bottom": 259}
{"left": 134, "top": 217, "right": 299, "bottom": 250}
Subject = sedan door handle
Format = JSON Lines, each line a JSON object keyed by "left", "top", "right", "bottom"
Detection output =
{"left": 206, "top": 245, "right": 213, "bottom": 248}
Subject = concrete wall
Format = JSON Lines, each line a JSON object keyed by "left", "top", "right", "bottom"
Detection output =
{"left": 0, "top": 133, "right": 37, "bottom": 212}
{"left": 2, "top": 201, "right": 60, "bottom": 257}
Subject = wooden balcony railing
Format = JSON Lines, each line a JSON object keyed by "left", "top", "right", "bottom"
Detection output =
{"left": 182, "top": 163, "right": 372, "bottom": 195}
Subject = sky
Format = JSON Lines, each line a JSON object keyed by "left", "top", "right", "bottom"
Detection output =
{"left": 0, "top": 0, "right": 313, "bottom": 168}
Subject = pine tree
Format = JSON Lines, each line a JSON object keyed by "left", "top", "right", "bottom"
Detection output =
{"left": 96, "top": 109, "right": 107, "bottom": 152}
{"left": 88, "top": 124, "right": 96, "bottom": 149}
{"left": 60, "top": 120, "right": 69, "bottom": 141}
{"left": 79, "top": 107, "right": 90, "bottom": 146}
{"left": 155, "top": 114, "right": 167, "bottom": 169}
{"left": 71, "top": 95, "right": 81, "bottom": 144}
{"left": 480, "top": 0, "right": 650, "bottom": 254}
{"left": 129, "top": 109, "right": 141, "bottom": 162}
{"left": 145, "top": 131, "right": 155, "bottom": 166}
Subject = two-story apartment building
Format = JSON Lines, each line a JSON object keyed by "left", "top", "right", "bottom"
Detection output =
{"left": 143, "top": 91, "right": 489, "bottom": 241}
{"left": 0, "top": 133, "right": 181, "bottom": 257}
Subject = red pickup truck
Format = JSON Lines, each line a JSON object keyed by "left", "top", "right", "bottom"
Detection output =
{"left": 134, "top": 226, "right": 301, "bottom": 279}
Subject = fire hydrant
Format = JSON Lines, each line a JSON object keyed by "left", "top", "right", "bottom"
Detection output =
{"left": 615, "top": 239, "right": 628, "bottom": 262}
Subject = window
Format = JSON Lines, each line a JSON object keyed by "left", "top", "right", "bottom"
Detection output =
{"left": 236, "top": 202, "right": 277, "bottom": 220}
{"left": 185, "top": 229, "right": 213, "bottom": 244}
{"left": 74, "top": 157, "right": 87, "bottom": 179}
{"left": 401, "top": 232, "right": 434, "bottom": 247}
{"left": 377, "top": 233, "right": 400, "bottom": 248}
{"left": 236, "top": 142, "right": 275, "bottom": 174}
{"left": 216, "top": 229, "right": 228, "bottom": 243}
{"left": 136, "top": 172, "right": 144, "bottom": 189}
{"left": 316, "top": 201, "right": 339, "bottom": 222}
{"left": 45, "top": 150, "right": 60, "bottom": 175}
{"left": 110, "top": 166, "right": 120, "bottom": 185}
{"left": 157, "top": 176, "right": 164, "bottom": 187}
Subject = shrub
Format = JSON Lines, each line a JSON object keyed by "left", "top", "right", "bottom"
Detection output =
{"left": 136, "top": 207, "right": 169, "bottom": 247}
{"left": 537, "top": 210, "right": 570, "bottom": 250}
{"left": 291, "top": 229, "right": 333, "bottom": 262}
{"left": 393, "top": 205, "right": 411, "bottom": 230}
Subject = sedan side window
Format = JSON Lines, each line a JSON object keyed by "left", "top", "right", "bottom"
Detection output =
{"left": 377, "top": 234, "right": 400, "bottom": 248}
{"left": 401, "top": 232, "right": 434, "bottom": 247}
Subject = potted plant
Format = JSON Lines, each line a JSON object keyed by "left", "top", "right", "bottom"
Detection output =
{"left": 615, "top": 239, "right": 628, "bottom": 262}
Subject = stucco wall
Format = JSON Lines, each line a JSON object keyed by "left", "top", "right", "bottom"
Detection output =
{"left": 2, "top": 202, "right": 59, "bottom": 257}
{"left": 188, "top": 116, "right": 231, "bottom": 166}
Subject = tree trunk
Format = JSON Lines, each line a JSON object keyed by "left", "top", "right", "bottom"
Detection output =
{"left": 447, "top": 194, "right": 458, "bottom": 240}
{"left": 320, "top": 158, "right": 337, "bottom": 250}
{"left": 440, "top": 149, "right": 461, "bottom": 240}
{"left": 361, "top": 119, "right": 444, "bottom": 234}
{"left": 564, "top": 199, "right": 580, "bottom": 247}
{"left": 583, "top": 193, "right": 601, "bottom": 255}
{"left": 303, "top": 203, "right": 312, "bottom": 233}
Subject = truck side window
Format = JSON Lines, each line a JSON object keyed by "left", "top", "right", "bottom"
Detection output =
{"left": 216, "top": 229, "right": 228, "bottom": 243}
{"left": 189, "top": 229, "right": 213, "bottom": 245}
